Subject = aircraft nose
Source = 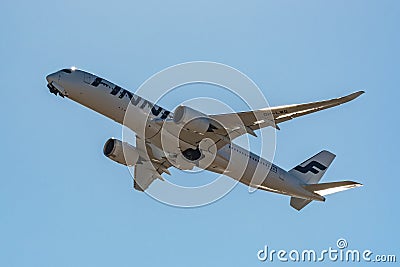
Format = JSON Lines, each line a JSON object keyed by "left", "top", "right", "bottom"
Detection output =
{"left": 46, "top": 72, "right": 58, "bottom": 83}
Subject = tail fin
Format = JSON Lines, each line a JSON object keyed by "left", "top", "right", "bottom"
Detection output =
{"left": 289, "top": 151, "right": 362, "bottom": 211}
{"left": 289, "top": 150, "right": 336, "bottom": 184}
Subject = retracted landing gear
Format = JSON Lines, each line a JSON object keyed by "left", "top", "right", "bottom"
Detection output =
{"left": 182, "top": 147, "right": 202, "bottom": 161}
{"left": 47, "top": 82, "right": 66, "bottom": 98}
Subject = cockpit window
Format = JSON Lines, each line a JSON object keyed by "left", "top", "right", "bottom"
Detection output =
{"left": 61, "top": 69, "right": 72, "bottom": 73}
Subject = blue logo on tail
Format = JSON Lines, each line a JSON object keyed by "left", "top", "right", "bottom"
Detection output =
{"left": 294, "top": 161, "right": 327, "bottom": 174}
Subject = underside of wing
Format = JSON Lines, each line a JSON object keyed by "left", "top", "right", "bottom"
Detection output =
{"left": 133, "top": 136, "right": 172, "bottom": 191}
{"left": 134, "top": 160, "right": 165, "bottom": 191}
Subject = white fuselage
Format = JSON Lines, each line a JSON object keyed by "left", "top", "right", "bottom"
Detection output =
{"left": 46, "top": 69, "right": 324, "bottom": 201}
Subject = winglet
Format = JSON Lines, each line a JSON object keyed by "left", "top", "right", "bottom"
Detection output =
{"left": 333, "top": 91, "right": 365, "bottom": 107}
{"left": 344, "top": 91, "right": 364, "bottom": 102}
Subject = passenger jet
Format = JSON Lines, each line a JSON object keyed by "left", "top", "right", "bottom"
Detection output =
{"left": 46, "top": 67, "right": 363, "bottom": 210}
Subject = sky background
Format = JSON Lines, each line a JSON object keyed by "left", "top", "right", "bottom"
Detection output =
{"left": 1, "top": 0, "right": 399, "bottom": 266}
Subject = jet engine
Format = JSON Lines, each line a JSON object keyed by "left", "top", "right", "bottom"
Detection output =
{"left": 173, "top": 105, "right": 212, "bottom": 134}
{"left": 103, "top": 138, "right": 140, "bottom": 166}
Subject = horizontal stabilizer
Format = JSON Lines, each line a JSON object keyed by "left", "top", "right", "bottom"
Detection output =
{"left": 303, "top": 181, "right": 362, "bottom": 196}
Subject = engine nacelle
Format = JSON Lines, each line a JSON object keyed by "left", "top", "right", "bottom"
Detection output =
{"left": 173, "top": 105, "right": 211, "bottom": 134}
{"left": 103, "top": 138, "right": 140, "bottom": 166}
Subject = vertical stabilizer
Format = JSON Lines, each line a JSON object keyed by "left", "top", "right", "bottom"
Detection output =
{"left": 288, "top": 150, "right": 335, "bottom": 184}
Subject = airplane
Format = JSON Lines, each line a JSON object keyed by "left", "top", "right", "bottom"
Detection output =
{"left": 46, "top": 67, "right": 364, "bottom": 210}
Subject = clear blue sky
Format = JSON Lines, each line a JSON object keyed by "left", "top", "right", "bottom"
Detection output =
{"left": 1, "top": 1, "right": 399, "bottom": 266}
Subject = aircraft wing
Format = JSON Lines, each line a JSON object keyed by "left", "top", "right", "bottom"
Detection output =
{"left": 133, "top": 136, "right": 171, "bottom": 191}
{"left": 209, "top": 91, "right": 364, "bottom": 134}
{"left": 266, "top": 90, "right": 364, "bottom": 125}
{"left": 156, "top": 91, "right": 364, "bottom": 156}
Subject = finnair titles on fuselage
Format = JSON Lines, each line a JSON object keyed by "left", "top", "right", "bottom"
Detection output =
{"left": 46, "top": 67, "right": 363, "bottom": 211}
